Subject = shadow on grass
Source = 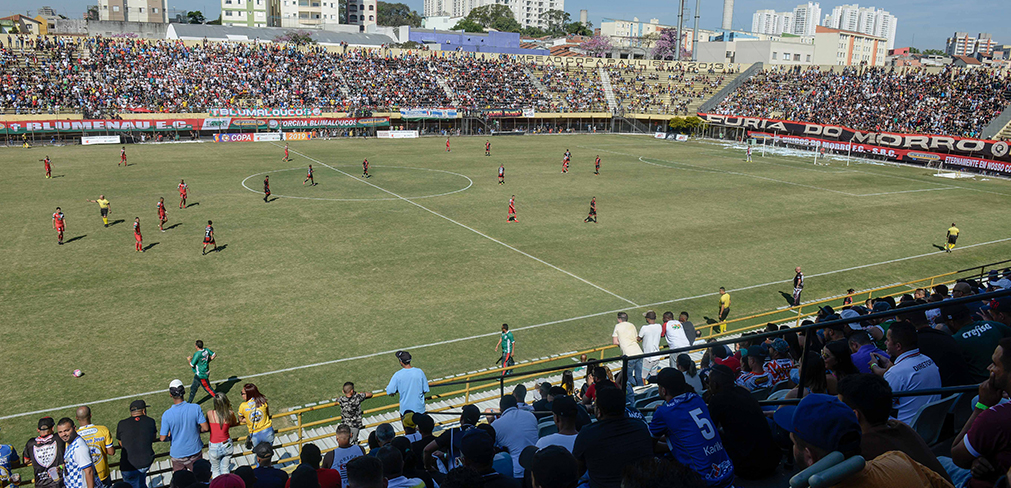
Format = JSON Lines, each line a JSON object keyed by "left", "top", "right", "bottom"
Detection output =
{"left": 143, "top": 242, "right": 159, "bottom": 251}
{"left": 165, "top": 223, "right": 182, "bottom": 230}
{"left": 109, "top": 219, "right": 125, "bottom": 226}
{"left": 932, "top": 244, "right": 947, "bottom": 252}
{"left": 186, "top": 202, "right": 199, "bottom": 208}
{"left": 64, "top": 235, "right": 86, "bottom": 244}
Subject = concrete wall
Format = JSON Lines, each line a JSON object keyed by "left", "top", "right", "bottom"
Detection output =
{"left": 697, "top": 40, "right": 815, "bottom": 65}
{"left": 54, "top": 19, "right": 169, "bottom": 38}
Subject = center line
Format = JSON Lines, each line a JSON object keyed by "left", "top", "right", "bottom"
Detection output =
{"left": 276, "top": 144, "right": 640, "bottom": 308}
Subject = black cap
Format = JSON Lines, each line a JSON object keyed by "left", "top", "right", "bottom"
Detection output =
{"left": 38, "top": 417, "right": 55, "bottom": 430}
{"left": 395, "top": 351, "right": 412, "bottom": 363}
{"left": 253, "top": 442, "right": 274, "bottom": 459}
{"left": 646, "top": 368, "right": 686, "bottom": 392}
{"left": 461, "top": 404, "right": 480, "bottom": 425}
{"left": 130, "top": 400, "right": 149, "bottom": 411}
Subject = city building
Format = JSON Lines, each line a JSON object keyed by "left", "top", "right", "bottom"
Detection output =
{"left": 696, "top": 37, "right": 815, "bottom": 65}
{"left": 1, "top": 14, "right": 44, "bottom": 34}
{"left": 751, "top": 3, "right": 820, "bottom": 37}
{"left": 220, "top": 0, "right": 270, "bottom": 27}
{"left": 822, "top": 4, "right": 896, "bottom": 50}
{"left": 408, "top": 28, "right": 548, "bottom": 54}
{"left": 812, "top": 25, "right": 885, "bottom": 65}
{"left": 346, "top": 0, "right": 377, "bottom": 29}
{"left": 945, "top": 32, "right": 997, "bottom": 57}
{"left": 599, "top": 17, "right": 671, "bottom": 48}
{"left": 421, "top": 15, "right": 463, "bottom": 30}
{"left": 97, "top": 0, "right": 168, "bottom": 22}
{"left": 422, "top": 0, "right": 564, "bottom": 29}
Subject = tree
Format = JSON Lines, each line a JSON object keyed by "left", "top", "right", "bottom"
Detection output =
{"left": 274, "top": 30, "right": 317, "bottom": 45}
{"left": 377, "top": 2, "right": 421, "bottom": 27}
{"left": 579, "top": 35, "right": 612, "bottom": 57}
{"left": 207, "top": 15, "right": 222, "bottom": 25}
{"left": 85, "top": 5, "right": 99, "bottom": 20}
{"left": 465, "top": 4, "right": 515, "bottom": 29}
{"left": 451, "top": 18, "right": 485, "bottom": 33}
{"left": 539, "top": 9, "right": 570, "bottom": 35}
{"left": 490, "top": 16, "right": 522, "bottom": 33}
{"left": 397, "top": 40, "right": 422, "bottom": 49}
{"left": 186, "top": 10, "right": 205, "bottom": 24}
{"left": 521, "top": 26, "right": 547, "bottom": 38}
{"left": 338, "top": 0, "right": 346, "bottom": 23}
{"left": 564, "top": 21, "right": 591, "bottom": 36}
{"left": 650, "top": 28, "right": 690, "bottom": 60}
{"left": 922, "top": 48, "right": 945, "bottom": 56}
{"left": 908, "top": 47, "right": 920, "bottom": 54}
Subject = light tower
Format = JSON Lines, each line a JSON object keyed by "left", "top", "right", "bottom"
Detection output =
{"left": 722, "top": 0, "right": 734, "bottom": 30}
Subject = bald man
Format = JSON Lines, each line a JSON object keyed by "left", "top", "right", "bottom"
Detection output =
{"left": 76, "top": 406, "right": 116, "bottom": 487}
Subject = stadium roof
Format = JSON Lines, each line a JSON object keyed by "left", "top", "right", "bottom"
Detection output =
{"left": 166, "top": 24, "right": 395, "bottom": 46}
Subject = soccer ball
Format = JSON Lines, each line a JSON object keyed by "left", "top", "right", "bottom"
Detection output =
{"left": 73, "top": 369, "right": 83, "bottom": 377}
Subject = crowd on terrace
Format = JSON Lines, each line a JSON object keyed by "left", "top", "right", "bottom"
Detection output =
{"left": 713, "top": 65, "right": 1011, "bottom": 138}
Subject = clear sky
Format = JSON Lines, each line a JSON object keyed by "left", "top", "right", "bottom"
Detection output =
{"left": 6, "top": 0, "right": 1009, "bottom": 50}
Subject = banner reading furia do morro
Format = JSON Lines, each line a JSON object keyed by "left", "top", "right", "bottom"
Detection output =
{"left": 698, "top": 113, "right": 1011, "bottom": 164}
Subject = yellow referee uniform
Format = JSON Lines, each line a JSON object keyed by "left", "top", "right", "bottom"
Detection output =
{"left": 946, "top": 225, "right": 959, "bottom": 252}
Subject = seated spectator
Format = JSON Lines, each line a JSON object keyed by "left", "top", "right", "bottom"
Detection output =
{"left": 368, "top": 424, "right": 396, "bottom": 457}
{"left": 581, "top": 367, "right": 609, "bottom": 406}
{"left": 531, "top": 383, "right": 552, "bottom": 419}
{"left": 171, "top": 470, "right": 198, "bottom": 488}
{"left": 573, "top": 387, "right": 653, "bottom": 488}
{"left": 523, "top": 445, "right": 579, "bottom": 488}
{"left": 786, "top": 351, "right": 830, "bottom": 399}
{"left": 764, "top": 338, "right": 795, "bottom": 385}
{"left": 389, "top": 437, "right": 433, "bottom": 488}
{"left": 648, "top": 368, "right": 735, "bottom": 487}
{"left": 676, "top": 354, "right": 704, "bottom": 393}
{"left": 346, "top": 456, "right": 385, "bottom": 488}
{"left": 209, "top": 474, "right": 245, "bottom": 488}
{"left": 289, "top": 463, "right": 320, "bottom": 488}
{"left": 945, "top": 337, "right": 1011, "bottom": 488}
{"left": 849, "top": 331, "right": 890, "bottom": 374}
{"left": 406, "top": 416, "right": 434, "bottom": 472}
{"left": 423, "top": 405, "right": 480, "bottom": 473}
{"left": 513, "top": 385, "right": 534, "bottom": 413}
{"left": 704, "top": 365, "right": 780, "bottom": 479}
{"left": 456, "top": 430, "right": 517, "bottom": 488}
{"left": 621, "top": 458, "right": 705, "bottom": 488}
{"left": 945, "top": 304, "right": 1011, "bottom": 383}
{"left": 837, "top": 374, "right": 950, "bottom": 483}
{"left": 324, "top": 424, "right": 366, "bottom": 487}
{"left": 252, "top": 442, "right": 289, "bottom": 488}
{"left": 735, "top": 345, "right": 773, "bottom": 392}
{"left": 899, "top": 302, "right": 973, "bottom": 387}
{"left": 774, "top": 393, "right": 951, "bottom": 487}
{"left": 288, "top": 444, "right": 340, "bottom": 488}
{"left": 232, "top": 467, "right": 256, "bottom": 488}
{"left": 490, "top": 395, "right": 537, "bottom": 479}
{"left": 192, "top": 460, "right": 212, "bottom": 488}
{"left": 439, "top": 468, "right": 481, "bottom": 488}
{"left": 376, "top": 446, "right": 424, "bottom": 488}
{"left": 870, "top": 321, "right": 942, "bottom": 425}
{"left": 401, "top": 413, "right": 421, "bottom": 443}
{"left": 535, "top": 396, "right": 579, "bottom": 452}
{"left": 824, "top": 340, "right": 860, "bottom": 394}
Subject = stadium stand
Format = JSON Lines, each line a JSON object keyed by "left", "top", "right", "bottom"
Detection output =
{"left": 713, "top": 65, "right": 1011, "bottom": 138}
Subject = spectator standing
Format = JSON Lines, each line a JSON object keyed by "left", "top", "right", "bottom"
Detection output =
{"left": 337, "top": 382, "right": 373, "bottom": 443}
{"left": 663, "top": 312, "right": 691, "bottom": 369}
{"left": 945, "top": 304, "right": 1011, "bottom": 383}
{"left": 490, "top": 395, "right": 537, "bottom": 479}
{"left": 252, "top": 442, "right": 289, "bottom": 488}
{"left": 117, "top": 401, "right": 157, "bottom": 488}
{"left": 187, "top": 340, "right": 217, "bottom": 403}
{"left": 75, "top": 407, "right": 115, "bottom": 488}
{"left": 774, "top": 394, "right": 950, "bottom": 487}
{"left": 535, "top": 396, "right": 579, "bottom": 452}
{"left": 848, "top": 331, "right": 889, "bottom": 375}
{"left": 206, "top": 393, "right": 238, "bottom": 478}
{"left": 57, "top": 418, "right": 101, "bottom": 488}
{"left": 704, "top": 365, "right": 778, "bottom": 480}
{"left": 679, "top": 312, "right": 697, "bottom": 345}
{"left": 323, "top": 425, "right": 366, "bottom": 487}
{"left": 160, "top": 379, "right": 210, "bottom": 471}
{"left": 612, "top": 312, "right": 644, "bottom": 387}
{"left": 494, "top": 324, "right": 516, "bottom": 374}
{"left": 573, "top": 387, "right": 653, "bottom": 488}
{"left": 288, "top": 444, "right": 340, "bottom": 488}
{"left": 870, "top": 322, "right": 942, "bottom": 425}
{"left": 24, "top": 417, "right": 64, "bottom": 488}
{"left": 836, "top": 374, "right": 950, "bottom": 483}
{"left": 386, "top": 351, "right": 430, "bottom": 416}
{"left": 717, "top": 288, "right": 731, "bottom": 332}
{"left": 647, "top": 368, "right": 735, "bottom": 487}
{"left": 900, "top": 304, "right": 972, "bottom": 387}
{"left": 638, "top": 311, "right": 664, "bottom": 377}
{"left": 238, "top": 384, "right": 274, "bottom": 447}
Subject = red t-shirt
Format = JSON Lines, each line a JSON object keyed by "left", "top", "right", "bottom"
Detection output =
{"left": 286, "top": 469, "right": 340, "bottom": 488}
{"left": 714, "top": 356, "right": 741, "bottom": 375}
{"left": 964, "top": 403, "right": 1011, "bottom": 488}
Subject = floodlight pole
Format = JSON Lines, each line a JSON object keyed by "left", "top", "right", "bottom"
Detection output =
{"left": 693, "top": 0, "right": 701, "bottom": 61}
{"left": 677, "top": 0, "right": 685, "bottom": 62}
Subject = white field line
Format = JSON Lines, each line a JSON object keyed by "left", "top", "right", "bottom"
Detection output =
{"left": 5, "top": 234, "right": 1011, "bottom": 421}
{"left": 239, "top": 165, "right": 474, "bottom": 202}
{"left": 277, "top": 144, "right": 640, "bottom": 308}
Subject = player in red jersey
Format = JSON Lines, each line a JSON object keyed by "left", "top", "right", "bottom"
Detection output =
{"left": 303, "top": 164, "right": 315, "bottom": 186}
{"left": 584, "top": 197, "right": 597, "bottom": 223}
{"left": 40, "top": 156, "right": 52, "bottom": 178}
{"left": 178, "top": 179, "right": 188, "bottom": 208}
{"left": 203, "top": 220, "right": 216, "bottom": 255}
{"left": 498, "top": 164, "right": 505, "bottom": 185}
{"left": 362, "top": 158, "right": 371, "bottom": 178}
{"left": 119, "top": 146, "right": 127, "bottom": 166}
{"left": 157, "top": 197, "right": 167, "bottom": 231}
{"left": 133, "top": 217, "right": 144, "bottom": 252}
{"left": 52, "top": 207, "right": 65, "bottom": 245}
{"left": 282, "top": 143, "right": 291, "bottom": 162}
{"left": 594, "top": 155, "right": 601, "bottom": 175}
{"left": 561, "top": 149, "right": 571, "bottom": 173}
{"left": 263, "top": 175, "right": 271, "bottom": 202}
{"left": 507, "top": 195, "right": 517, "bottom": 222}
{"left": 485, "top": 140, "right": 491, "bottom": 156}
{"left": 446, "top": 138, "right": 451, "bottom": 152}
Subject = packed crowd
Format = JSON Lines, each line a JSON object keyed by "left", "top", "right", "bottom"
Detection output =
{"left": 535, "top": 65, "right": 608, "bottom": 113}
{"left": 606, "top": 66, "right": 728, "bottom": 115}
{"left": 714, "top": 66, "right": 1011, "bottom": 138}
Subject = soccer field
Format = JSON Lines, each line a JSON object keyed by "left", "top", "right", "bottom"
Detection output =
{"left": 3, "top": 133, "right": 1011, "bottom": 440}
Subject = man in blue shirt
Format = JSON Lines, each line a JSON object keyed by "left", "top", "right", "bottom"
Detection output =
{"left": 647, "top": 368, "right": 735, "bottom": 488}
{"left": 159, "top": 379, "right": 210, "bottom": 471}
{"left": 386, "top": 351, "right": 430, "bottom": 416}
{"left": 848, "top": 330, "right": 889, "bottom": 374}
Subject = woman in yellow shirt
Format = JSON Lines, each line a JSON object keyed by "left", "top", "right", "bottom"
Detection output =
{"left": 237, "top": 383, "right": 273, "bottom": 448}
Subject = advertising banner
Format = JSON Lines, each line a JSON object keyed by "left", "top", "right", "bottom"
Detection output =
{"left": 82, "top": 135, "right": 121, "bottom": 145}
{"left": 400, "top": 108, "right": 458, "bottom": 119}
{"left": 483, "top": 109, "right": 525, "bottom": 118}
{"left": 209, "top": 107, "right": 323, "bottom": 117}
{"left": 283, "top": 132, "right": 314, "bottom": 141}
{"left": 698, "top": 113, "right": 1011, "bottom": 163}
{"left": 0, "top": 117, "right": 390, "bottom": 134}
{"left": 254, "top": 133, "right": 282, "bottom": 142}
{"left": 522, "top": 108, "right": 535, "bottom": 118}
{"left": 213, "top": 133, "right": 254, "bottom": 142}
{"left": 377, "top": 130, "right": 420, "bottom": 139}
{"left": 749, "top": 131, "right": 1011, "bottom": 176}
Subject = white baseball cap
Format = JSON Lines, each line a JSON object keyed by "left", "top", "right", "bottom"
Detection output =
{"left": 169, "top": 379, "right": 184, "bottom": 389}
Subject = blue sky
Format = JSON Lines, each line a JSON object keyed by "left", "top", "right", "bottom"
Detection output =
{"left": 6, "top": 0, "right": 1008, "bottom": 49}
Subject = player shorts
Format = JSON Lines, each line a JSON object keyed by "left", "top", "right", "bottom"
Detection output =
{"left": 265, "top": 190, "right": 271, "bottom": 196}
{"left": 180, "top": 192, "right": 187, "bottom": 198}
{"left": 204, "top": 237, "right": 214, "bottom": 244}
{"left": 100, "top": 208, "right": 108, "bottom": 217}
{"left": 135, "top": 234, "right": 142, "bottom": 242}
{"left": 948, "top": 235, "right": 958, "bottom": 244}
{"left": 55, "top": 225, "right": 64, "bottom": 232}
{"left": 159, "top": 212, "right": 166, "bottom": 220}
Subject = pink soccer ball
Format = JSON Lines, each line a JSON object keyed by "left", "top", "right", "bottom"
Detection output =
{"left": 73, "top": 369, "right": 83, "bottom": 377}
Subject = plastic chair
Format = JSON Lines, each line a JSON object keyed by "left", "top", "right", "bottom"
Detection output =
{"left": 634, "top": 394, "right": 660, "bottom": 409}
{"left": 773, "top": 380, "right": 793, "bottom": 392}
{"left": 634, "top": 386, "right": 658, "bottom": 401}
{"left": 750, "top": 387, "right": 773, "bottom": 402}
{"left": 951, "top": 392, "right": 975, "bottom": 433}
{"left": 909, "top": 393, "right": 959, "bottom": 446}
{"left": 538, "top": 422, "right": 558, "bottom": 438}
{"left": 766, "top": 389, "right": 790, "bottom": 402}
{"left": 492, "top": 452, "right": 513, "bottom": 478}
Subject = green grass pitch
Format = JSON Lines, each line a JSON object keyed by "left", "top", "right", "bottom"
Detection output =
{"left": 2, "top": 133, "right": 1011, "bottom": 443}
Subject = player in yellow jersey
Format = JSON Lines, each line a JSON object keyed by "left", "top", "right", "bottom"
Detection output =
{"left": 946, "top": 223, "right": 959, "bottom": 253}
{"left": 87, "top": 195, "right": 112, "bottom": 227}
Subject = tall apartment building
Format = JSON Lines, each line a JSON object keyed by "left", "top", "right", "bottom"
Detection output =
{"left": 221, "top": 0, "right": 269, "bottom": 27}
{"left": 751, "top": 3, "right": 819, "bottom": 37}
{"left": 221, "top": 0, "right": 342, "bottom": 29}
{"left": 946, "top": 32, "right": 997, "bottom": 57}
{"left": 822, "top": 4, "right": 896, "bottom": 50}
{"left": 423, "top": 0, "right": 564, "bottom": 29}
{"left": 98, "top": 0, "right": 168, "bottom": 22}
{"left": 345, "top": 0, "right": 377, "bottom": 29}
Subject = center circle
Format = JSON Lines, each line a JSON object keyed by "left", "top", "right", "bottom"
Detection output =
{"left": 241, "top": 165, "right": 473, "bottom": 202}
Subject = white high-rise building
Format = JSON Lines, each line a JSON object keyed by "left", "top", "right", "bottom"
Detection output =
{"left": 423, "top": 0, "right": 564, "bottom": 29}
{"left": 220, "top": 0, "right": 269, "bottom": 26}
{"left": 823, "top": 4, "right": 897, "bottom": 50}
{"left": 751, "top": 3, "right": 818, "bottom": 37}
{"left": 273, "top": 0, "right": 343, "bottom": 28}
{"left": 98, "top": 0, "right": 168, "bottom": 22}
{"left": 791, "top": 2, "right": 820, "bottom": 37}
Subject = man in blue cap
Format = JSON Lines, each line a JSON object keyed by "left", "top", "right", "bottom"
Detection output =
{"left": 774, "top": 393, "right": 950, "bottom": 487}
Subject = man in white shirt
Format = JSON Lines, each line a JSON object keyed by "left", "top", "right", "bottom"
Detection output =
{"left": 662, "top": 311, "right": 691, "bottom": 368}
{"left": 638, "top": 311, "right": 664, "bottom": 378}
{"left": 870, "top": 321, "right": 941, "bottom": 425}
{"left": 612, "top": 312, "right": 644, "bottom": 387}
{"left": 490, "top": 395, "right": 538, "bottom": 478}
{"left": 535, "top": 397, "right": 579, "bottom": 452}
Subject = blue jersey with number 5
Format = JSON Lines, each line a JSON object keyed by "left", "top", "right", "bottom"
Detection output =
{"left": 648, "top": 393, "right": 734, "bottom": 488}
